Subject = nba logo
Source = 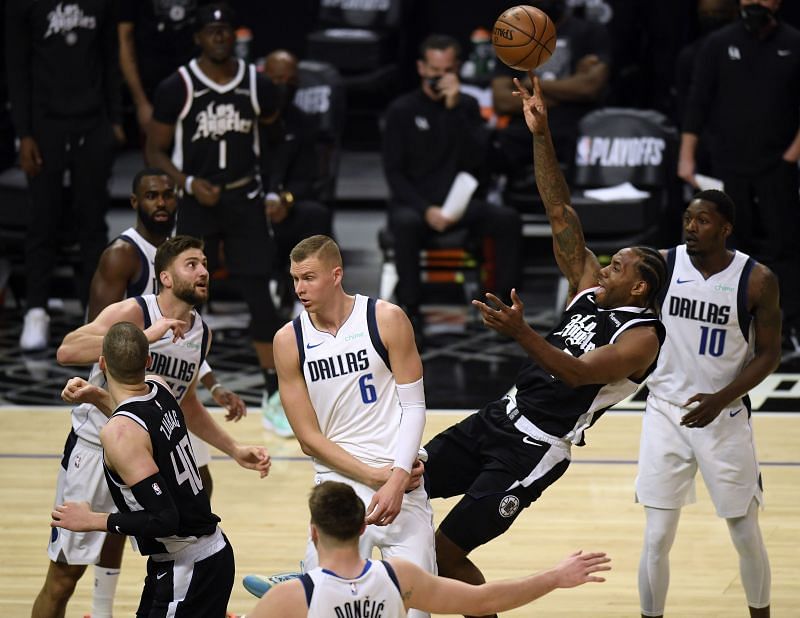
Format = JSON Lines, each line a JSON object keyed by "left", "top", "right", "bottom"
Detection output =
{"left": 575, "top": 136, "right": 592, "bottom": 166}
{"left": 152, "top": 483, "right": 162, "bottom": 495}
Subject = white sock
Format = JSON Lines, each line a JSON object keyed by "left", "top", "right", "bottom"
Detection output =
{"left": 92, "top": 565, "right": 121, "bottom": 618}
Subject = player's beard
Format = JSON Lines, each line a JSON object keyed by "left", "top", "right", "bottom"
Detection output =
{"left": 140, "top": 209, "right": 176, "bottom": 237}
{"left": 173, "top": 278, "right": 207, "bottom": 307}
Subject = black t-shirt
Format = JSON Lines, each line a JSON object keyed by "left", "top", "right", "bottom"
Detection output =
{"left": 382, "top": 89, "right": 489, "bottom": 213}
{"left": 119, "top": 0, "right": 199, "bottom": 97}
{"left": 683, "top": 21, "right": 800, "bottom": 174}
{"left": 5, "top": 0, "right": 121, "bottom": 134}
{"left": 494, "top": 15, "right": 611, "bottom": 137}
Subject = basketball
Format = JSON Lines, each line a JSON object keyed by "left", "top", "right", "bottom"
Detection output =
{"left": 492, "top": 5, "right": 557, "bottom": 71}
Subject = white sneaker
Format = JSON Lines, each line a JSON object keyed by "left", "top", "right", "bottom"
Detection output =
{"left": 20, "top": 307, "right": 50, "bottom": 351}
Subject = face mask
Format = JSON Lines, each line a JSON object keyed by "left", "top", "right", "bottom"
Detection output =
{"left": 740, "top": 4, "right": 773, "bottom": 32}
{"left": 534, "top": 0, "right": 566, "bottom": 24}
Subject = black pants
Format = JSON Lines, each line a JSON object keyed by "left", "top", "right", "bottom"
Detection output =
{"left": 25, "top": 119, "right": 113, "bottom": 308}
{"left": 717, "top": 160, "right": 800, "bottom": 330}
{"left": 177, "top": 185, "right": 281, "bottom": 342}
{"left": 272, "top": 199, "right": 333, "bottom": 270}
{"left": 388, "top": 199, "right": 522, "bottom": 309}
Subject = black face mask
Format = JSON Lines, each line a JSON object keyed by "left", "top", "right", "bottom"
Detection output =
{"left": 740, "top": 4, "right": 773, "bottom": 32}
{"left": 534, "top": 0, "right": 566, "bottom": 24}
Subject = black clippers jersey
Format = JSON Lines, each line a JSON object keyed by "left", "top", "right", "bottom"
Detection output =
{"left": 172, "top": 59, "right": 269, "bottom": 184}
{"left": 515, "top": 288, "right": 665, "bottom": 445}
{"left": 104, "top": 380, "right": 219, "bottom": 555}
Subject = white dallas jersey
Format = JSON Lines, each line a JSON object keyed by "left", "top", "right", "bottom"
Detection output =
{"left": 116, "top": 227, "right": 158, "bottom": 297}
{"left": 647, "top": 245, "right": 756, "bottom": 406}
{"left": 301, "top": 560, "right": 406, "bottom": 618}
{"left": 71, "top": 295, "right": 208, "bottom": 445}
{"left": 293, "top": 295, "right": 399, "bottom": 472}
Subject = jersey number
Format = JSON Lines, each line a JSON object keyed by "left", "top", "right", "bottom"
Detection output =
{"left": 698, "top": 326, "right": 726, "bottom": 357}
{"left": 359, "top": 373, "right": 377, "bottom": 404}
{"left": 170, "top": 435, "right": 203, "bottom": 495}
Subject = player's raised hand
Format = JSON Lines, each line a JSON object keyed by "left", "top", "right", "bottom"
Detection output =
{"left": 472, "top": 289, "right": 527, "bottom": 339}
{"left": 233, "top": 445, "right": 272, "bottom": 478}
{"left": 144, "top": 317, "right": 188, "bottom": 344}
{"left": 552, "top": 550, "right": 611, "bottom": 588}
{"left": 513, "top": 74, "right": 548, "bottom": 136}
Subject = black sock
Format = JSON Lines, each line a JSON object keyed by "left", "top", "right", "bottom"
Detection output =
{"left": 263, "top": 368, "right": 278, "bottom": 396}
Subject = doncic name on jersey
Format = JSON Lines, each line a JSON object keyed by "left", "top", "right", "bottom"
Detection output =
{"left": 307, "top": 349, "right": 369, "bottom": 383}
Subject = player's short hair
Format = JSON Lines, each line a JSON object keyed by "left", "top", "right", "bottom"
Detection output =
{"left": 154, "top": 235, "right": 205, "bottom": 291}
{"left": 630, "top": 245, "right": 668, "bottom": 313}
{"left": 290, "top": 235, "right": 342, "bottom": 268}
{"left": 309, "top": 481, "right": 365, "bottom": 542}
{"left": 102, "top": 322, "right": 149, "bottom": 384}
{"left": 419, "top": 33, "right": 461, "bottom": 60}
{"left": 692, "top": 189, "right": 736, "bottom": 225}
{"left": 131, "top": 167, "right": 170, "bottom": 195}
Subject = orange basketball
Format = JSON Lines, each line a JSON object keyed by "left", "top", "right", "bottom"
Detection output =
{"left": 493, "top": 5, "right": 557, "bottom": 71}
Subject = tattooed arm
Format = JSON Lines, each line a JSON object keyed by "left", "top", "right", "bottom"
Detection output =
{"left": 514, "top": 74, "right": 601, "bottom": 298}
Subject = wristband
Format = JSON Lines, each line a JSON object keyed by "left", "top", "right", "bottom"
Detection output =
{"left": 184, "top": 175, "right": 195, "bottom": 195}
{"left": 209, "top": 383, "right": 223, "bottom": 395}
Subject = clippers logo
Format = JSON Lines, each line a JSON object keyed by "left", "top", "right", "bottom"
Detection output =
{"left": 44, "top": 3, "right": 97, "bottom": 41}
{"left": 499, "top": 495, "right": 520, "bottom": 518}
{"left": 575, "top": 136, "right": 665, "bottom": 168}
{"left": 152, "top": 482, "right": 163, "bottom": 496}
{"left": 295, "top": 86, "right": 331, "bottom": 114}
{"left": 553, "top": 313, "right": 597, "bottom": 353}
{"left": 192, "top": 103, "right": 253, "bottom": 142}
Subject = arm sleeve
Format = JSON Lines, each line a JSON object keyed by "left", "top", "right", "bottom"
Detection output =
{"left": 393, "top": 377, "right": 427, "bottom": 473}
{"left": 106, "top": 473, "right": 179, "bottom": 538}
{"left": 5, "top": 0, "right": 33, "bottom": 137}
{"left": 152, "top": 73, "right": 187, "bottom": 125}
{"left": 382, "top": 102, "right": 430, "bottom": 213}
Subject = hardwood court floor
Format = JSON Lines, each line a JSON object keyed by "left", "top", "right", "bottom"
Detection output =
{"left": 1, "top": 408, "right": 798, "bottom": 617}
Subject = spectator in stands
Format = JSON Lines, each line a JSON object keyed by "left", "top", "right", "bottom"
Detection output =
{"left": 6, "top": 0, "right": 122, "bottom": 351}
{"left": 145, "top": 3, "right": 294, "bottom": 437}
{"left": 118, "top": 0, "right": 200, "bottom": 135}
{"left": 383, "top": 33, "right": 521, "bottom": 340}
{"left": 261, "top": 49, "right": 334, "bottom": 315}
{"left": 679, "top": 0, "right": 800, "bottom": 352}
{"left": 490, "top": 0, "right": 611, "bottom": 187}
{"left": 673, "top": 0, "right": 739, "bottom": 176}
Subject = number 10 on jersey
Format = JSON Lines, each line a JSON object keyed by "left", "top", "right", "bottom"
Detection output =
{"left": 698, "top": 325, "right": 726, "bottom": 357}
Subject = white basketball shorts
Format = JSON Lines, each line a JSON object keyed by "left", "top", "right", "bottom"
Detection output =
{"left": 48, "top": 435, "right": 117, "bottom": 564}
{"left": 635, "top": 394, "right": 763, "bottom": 518}
{"left": 188, "top": 430, "right": 211, "bottom": 468}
